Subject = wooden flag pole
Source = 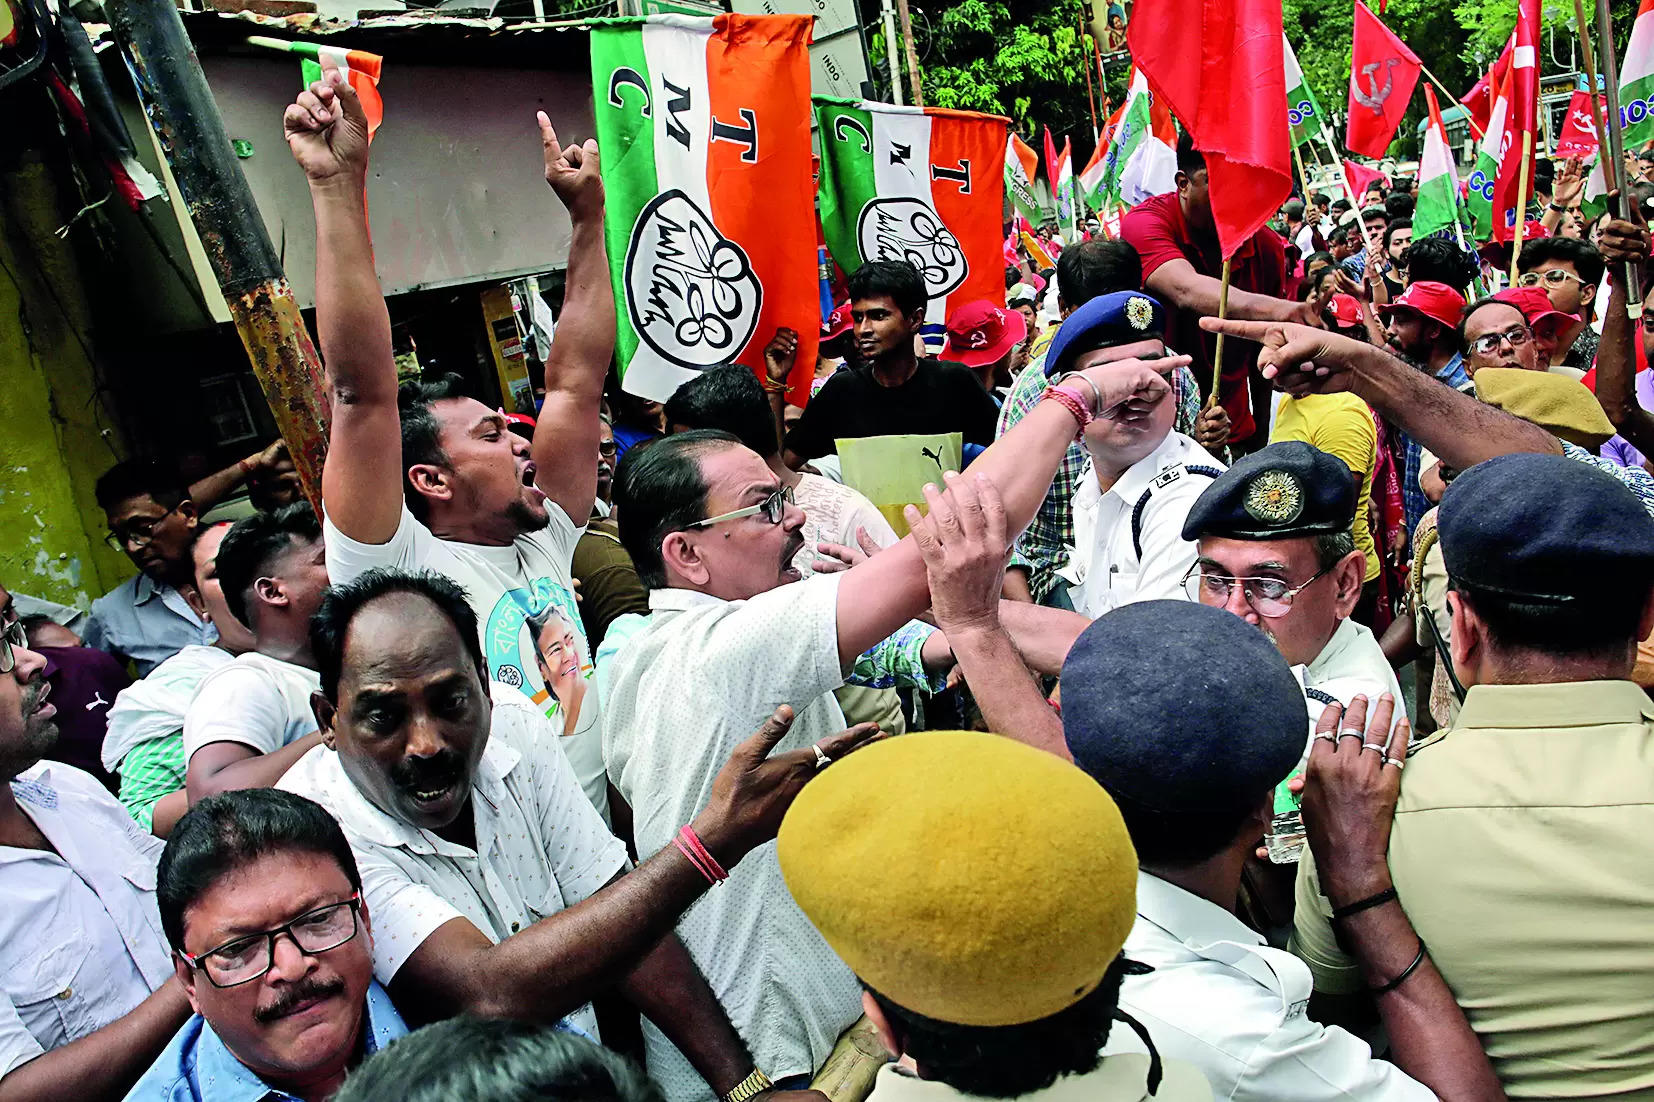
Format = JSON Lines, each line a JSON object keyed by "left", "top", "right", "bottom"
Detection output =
{"left": 1318, "top": 119, "right": 1381, "bottom": 258}
{"left": 1590, "top": 0, "right": 1646, "bottom": 318}
{"left": 1207, "top": 258, "right": 1233, "bottom": 410}
{"left": 1292, "top": 140, "right": 1314, "bottom": 204}
{"left": 1416, "top": 61, "right": 1485, "bottom": 140}
{"left": 895, "top": 0, "right": 924, "bottom": 108}
{"left": 1570, "top": 0, "right": 1616, "bottom": 194}
{"left": 1508, "top": 129, "right": 1533, "bottom": 285}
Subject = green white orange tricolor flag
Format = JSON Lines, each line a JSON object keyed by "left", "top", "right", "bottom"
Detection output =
{"left": 247, "top": 37, "right": 384, "bottom": 139}
{"left": 1282, "top": 34, "right": 1325, "bottom": 149}
{"left": 1465, "top": 67, "right": 1513, "bottom": 243}
{"left": 815, "top": 98, "right": 1009, "bottom": 332}
{"left": 590, "top": 14, "right": 817, "bottom": 404}
{"left": 1621, "top": 0, "right": 1654, "bottom": 151}
{"left": 1093, "top": 68, "right": 1177, "bottom": 209}
{"left": 1413, "top": 85, "right": 1469, "bottom": 244}
{"left": 1006, "top": 133, "right": 1041, "bottom": 228}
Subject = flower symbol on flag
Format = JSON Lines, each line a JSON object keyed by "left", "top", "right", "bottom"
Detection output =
{"left": 857, "top": 197, "right": 969, "bottom": 299}
{"left": 624, "top": 190, "right": 763, "bottom": 371}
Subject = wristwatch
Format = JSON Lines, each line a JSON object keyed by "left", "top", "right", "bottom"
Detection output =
{"left": 723, "top": 1068, "right": 774, "bottom": 1102}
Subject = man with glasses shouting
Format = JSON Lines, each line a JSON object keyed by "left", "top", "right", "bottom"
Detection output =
{"left": 1181, "top": 441, "right": 1404, "bottom": 740}
{"left": 127, "top": 788, "right": 406, "bottom": 1101}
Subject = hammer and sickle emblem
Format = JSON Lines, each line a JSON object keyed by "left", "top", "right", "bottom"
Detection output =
{"left": 1353, "top": 58, "right": 1400, "bottom": 114}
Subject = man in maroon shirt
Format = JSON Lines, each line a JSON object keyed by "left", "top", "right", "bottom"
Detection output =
{"left": 1121, "top": 131, "right": 1322, "bottom": 446}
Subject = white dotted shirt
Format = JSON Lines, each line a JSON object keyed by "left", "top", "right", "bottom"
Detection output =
{"left": 279, "top": 685, "right": 627, "bottom": 1040}
{"left": 598, "top": 575, "right": 864, "bottom": 1088}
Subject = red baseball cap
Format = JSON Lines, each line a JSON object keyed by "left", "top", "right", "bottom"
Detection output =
{"left": 1376, "top": 280, "right": 1464, "bottom": 330}
{"left": 1493, "top": 286, "right": 1580, "bottom": 334}
{"left": 938, "top": 300, "right": 1028, "bottom": 368}
{"left": 821, "top": 301, "right": 852, "bottom": 340}
{"left": 1328, "top": 293, "right": 1363, "bottom": 328}
{"left": 503, "top": 412, "right": 536, "bottom": 440}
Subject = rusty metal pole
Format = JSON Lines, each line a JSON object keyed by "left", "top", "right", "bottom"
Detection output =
{"left": 105, "top": 0, "right": 330, "bottom": 513}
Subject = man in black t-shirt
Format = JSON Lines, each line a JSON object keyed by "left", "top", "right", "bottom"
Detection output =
{"left": 783, "top": 260, "right": 1001, "bottom": 465}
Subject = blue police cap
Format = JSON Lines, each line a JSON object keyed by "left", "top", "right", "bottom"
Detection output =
{"left": 1181, "top": 441, "right": 1357, "bottom": 542}
{"left": 1042, "top": 291, "right": 1167, "bottom": 378}
{"left": 1061, "top": 601, "right": 1306, "bottom": 813}
{"left": 1439, "top": 453, "right": 1654, "bottom": 602}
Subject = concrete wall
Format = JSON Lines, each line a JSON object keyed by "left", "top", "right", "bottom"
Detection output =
{"left": 0, "top": 158, "right": 134, "bottom": 610}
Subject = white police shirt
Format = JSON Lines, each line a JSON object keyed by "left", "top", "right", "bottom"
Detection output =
{"left": 1057, "top": 431, "right": 1223, "bottom": 619}
{"left": 1105, "top": 872, "right": 1433, "bottom": 1101}
{"left": 0, "top": 763, "right": 172, "bottom": 1080}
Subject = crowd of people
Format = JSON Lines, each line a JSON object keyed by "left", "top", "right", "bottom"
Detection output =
{"left": 4, "top": 60, "right": 1654, "bottom": 1102}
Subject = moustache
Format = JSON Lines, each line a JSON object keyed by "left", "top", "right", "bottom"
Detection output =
{"left": 391, "top": 752, "right": 465, "bottom": 794}
{"left": 254, "top": 976, "right": 346, "bottom": 1023}
{"left": 19, "top": 677, "right": 46, "bottom": 722}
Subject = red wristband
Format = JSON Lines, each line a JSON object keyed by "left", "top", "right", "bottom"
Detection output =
{"left": 676, "top": 825, "right": 728, "bottom": 885}
{"left": 1041, "top": 386, "right": 1093, "bottom": 433}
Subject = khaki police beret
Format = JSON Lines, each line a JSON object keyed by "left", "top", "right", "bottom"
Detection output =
{"left": 1472, "top": 368, "right": 1615, "bottom": 450}
{"left": 777, "top": 731, "right": 1138, "bottom": 1028}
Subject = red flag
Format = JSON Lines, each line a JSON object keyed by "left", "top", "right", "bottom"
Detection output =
{"left": 1492, "top": 0, "right": 1541, "bottom": 243}
{"left": 1128, "top": 0, "right": 1290, "bottom": 259}
{"left": 1343, "top": 159, "right": 1387, "bottom": 202}
{"left": 1459, "top": 34, "right": 1514, "bottom": 134}
{"left": 1346, "top": 1, "right": 1421, "bottom": 159}
{"left": 1043, "top": 125, "right": 1061, "bottom": 187}
{"left": 1554, "top": 91, "right": 1607, "bottom": 160}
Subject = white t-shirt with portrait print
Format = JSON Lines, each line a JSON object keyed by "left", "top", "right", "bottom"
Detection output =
{"left": 322, "top": 504, "right": 608, "bottom": 822}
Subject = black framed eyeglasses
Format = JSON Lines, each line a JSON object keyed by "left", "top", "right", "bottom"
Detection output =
{"left": 686, "top": 485, "right": 795, "bottom": 530}
{"left": 105, "top": 503, "right": 181, "bottom": 552}
{"left": 1468, "top": 325, "right": 1534, "bottom": 357}
{"left": 0, "top": 620, "right": 27, "bottom": 675}
{"left": 178, "top": 895, "right": 362, "bottom": 988}
{"left": 1181, "top": 564, "right": 1333, "bottom": 618}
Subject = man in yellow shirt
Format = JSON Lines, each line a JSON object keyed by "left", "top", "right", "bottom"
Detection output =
{"left": 1270, "top": 394, "right": 1379, "bottom": 623}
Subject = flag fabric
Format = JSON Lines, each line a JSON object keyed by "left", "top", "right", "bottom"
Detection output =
{"left": 1343, "top": 159, "right": 1386, "bottom": 203}
{"left": 1283, "top": 34, "right": 1327, "bottom": 148}
{"left": 1466, "top": 66, "right": 1516, "bottom": 242}
{"left": 1093, "top": 68, "right": 1178, "bottom": 209}
{"left": 1491, "top": 0, "right": 1542, "bottom": 244}
{"left": 1006, "top": 133, "right": 1041, "bottom": 228}
{"left": 815, "top": 98, "right": 1009, "bottom": 336}
{"left": 1043, "top": 126, "right": 1062, "bottom": 191}
{"left": 1413, "top": 84, "right": 1468, "bottom": 243}
{"left": 1554, "top": 91, "right": 1607, "bottom": 160}
{"left": 1055, "top": 136, "right": 1075, "bottom": 224}
{"left": 590, "top": 14, "right": 818, "bottom": 403}
{"left": 1128, "top": 0, "right": 1292, "bottom": 259}
{"left": 249, "top": 38, "right": 385, "bottom": 139}
{"left": 1346, "top": 1, "right": 1420, "bottom": 159}
{"left": 1079, "top": 139, "right": 1108, "bottom": 208}
{"left": 1622, "top": 0, "right": 1654, "bottom": 152}
{"left": 1460, "top": 34, "right": 1513, "bottom": 135}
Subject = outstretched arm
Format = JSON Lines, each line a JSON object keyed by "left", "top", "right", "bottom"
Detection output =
{"left": 285, "top": 67, "right": 403, "bottom": 545}
{"left": 530, "top": 112, "right": 614, "bottom": 527}
{"left": 1200, "top": 316, "right": 1559, "bottom": 469}
{"left": 1593, "top": 215, "right": 1654, "bottom": 460}
{"left": 831, "top": 357, "right": 1183, "bottom": 668}
{"left": 1145, "top": 257, "right": 1326, "bottom": 327}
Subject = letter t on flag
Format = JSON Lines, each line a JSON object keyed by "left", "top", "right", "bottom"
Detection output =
{"left": 1346, "top": 1, "right": 1420, "bottom": 159}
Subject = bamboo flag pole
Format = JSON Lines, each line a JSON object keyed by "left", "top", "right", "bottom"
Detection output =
{"left": 1571, "top": 0, "right": 1615, "bottom": 193}
{"left": 1587, "top": 0, "right": 1646, "bottom": 318}
{"left": 1317, "top": 119, "right": 1380, "bottom": 258}
{"left": 1292, "top": 140, "right": 1314, "bottom": 203}
{"left": 1416, "top": 61, "right": 1485, "bottom": 141}
{"left": 1207, "top": 258, "right": 1233, "bottom": 410}
{"left": 1509, "top": 130, "right": 1533, "bottom": 284}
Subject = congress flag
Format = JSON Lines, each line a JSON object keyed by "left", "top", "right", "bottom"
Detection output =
{"left": 1094, "top": 68, "right": 1177, "bottom": 209}
{"left": 590, "top": 14, "right": 817, "bottom": 403}
{"left": 248, "top": 37, "right": 385, "bottom": 139}
{"left": 1006, "top": 133, "right": 1041, "bottom": 228}
{"left": 1346, "top": 1, "right": 1420, "bottom": 159}
{"left": 1283, "top": 35, "right": 1326, "bottom": 149}
{"left": 1413, "top": 85, "right": 1469, "bottom": 244}
{"left": 816, "top": 99, "right": 1008, "bottom": 333}
{"left": 1465, "top": 67, "right": 1515, "bottom": 242}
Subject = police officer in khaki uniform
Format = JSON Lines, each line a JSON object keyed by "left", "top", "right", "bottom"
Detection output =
{"left": 1294, "top": 452, "right": 1654, "bottom": 1099}
{"left": 777, "top": 731, "right": 1212, "bottom": 1102}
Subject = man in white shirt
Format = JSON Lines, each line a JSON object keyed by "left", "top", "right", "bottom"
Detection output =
{"left": 1046, "top": 293, "right": 1224, "bottom": 617}
{"left": 1181, "top": 442, "right": 1402, "bottom": 735}
{"left": 1061, "top": 601, "right": 1503, "bottom": 1102}
{"left": 183, "top": 503, "right": 330, "bottom": 803}
{"left": 283, "top": 66, "right": 613, "bottom": 815}
{"left": 600, "top": 346, "right": 1172, "bottom": 1088}
{"left": 0, "top": 622, "right": 192, "bottom": 1100}
{"left": 282, "top": 569, "right": 867, "bottom": 1102}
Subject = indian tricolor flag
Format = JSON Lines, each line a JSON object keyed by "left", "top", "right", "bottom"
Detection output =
{"left": 1006, "top": 133, "right": 1041, "bottom": 229}
{"left": 1283, "top": 35, "right": 1325, "bottom": 148}
{"left": 1413, "top": 85, "right": 1469, "bottom": 245}
{"left": 1465, "top": 66, "right": 1514, "bottom": 243}
{"left": 1095, "top": 69, "right": 1177, "bottom": 210}
{"left": 1622, "top": 0, "right": 1654, "bottom": 151}
{"left": 815, "top": 99, "right": 1008, "bottom": 333}
{"left": 247, "top": 37, "right": 384, "bottom": 139}
{"left": 590, "top": 15, "right": 818, "bottom": 404}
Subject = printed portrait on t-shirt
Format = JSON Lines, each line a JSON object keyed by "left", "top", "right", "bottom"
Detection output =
{"left": 481, "top": 578, "right": 592, "bottom": 734}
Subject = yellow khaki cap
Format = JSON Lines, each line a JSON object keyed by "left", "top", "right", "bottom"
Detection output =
{"left": 777, "top": 731, "right": 1138, "bottom": 1028}
{"left": 1472, "top": 367, "right": 1615, "bottom": 450}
